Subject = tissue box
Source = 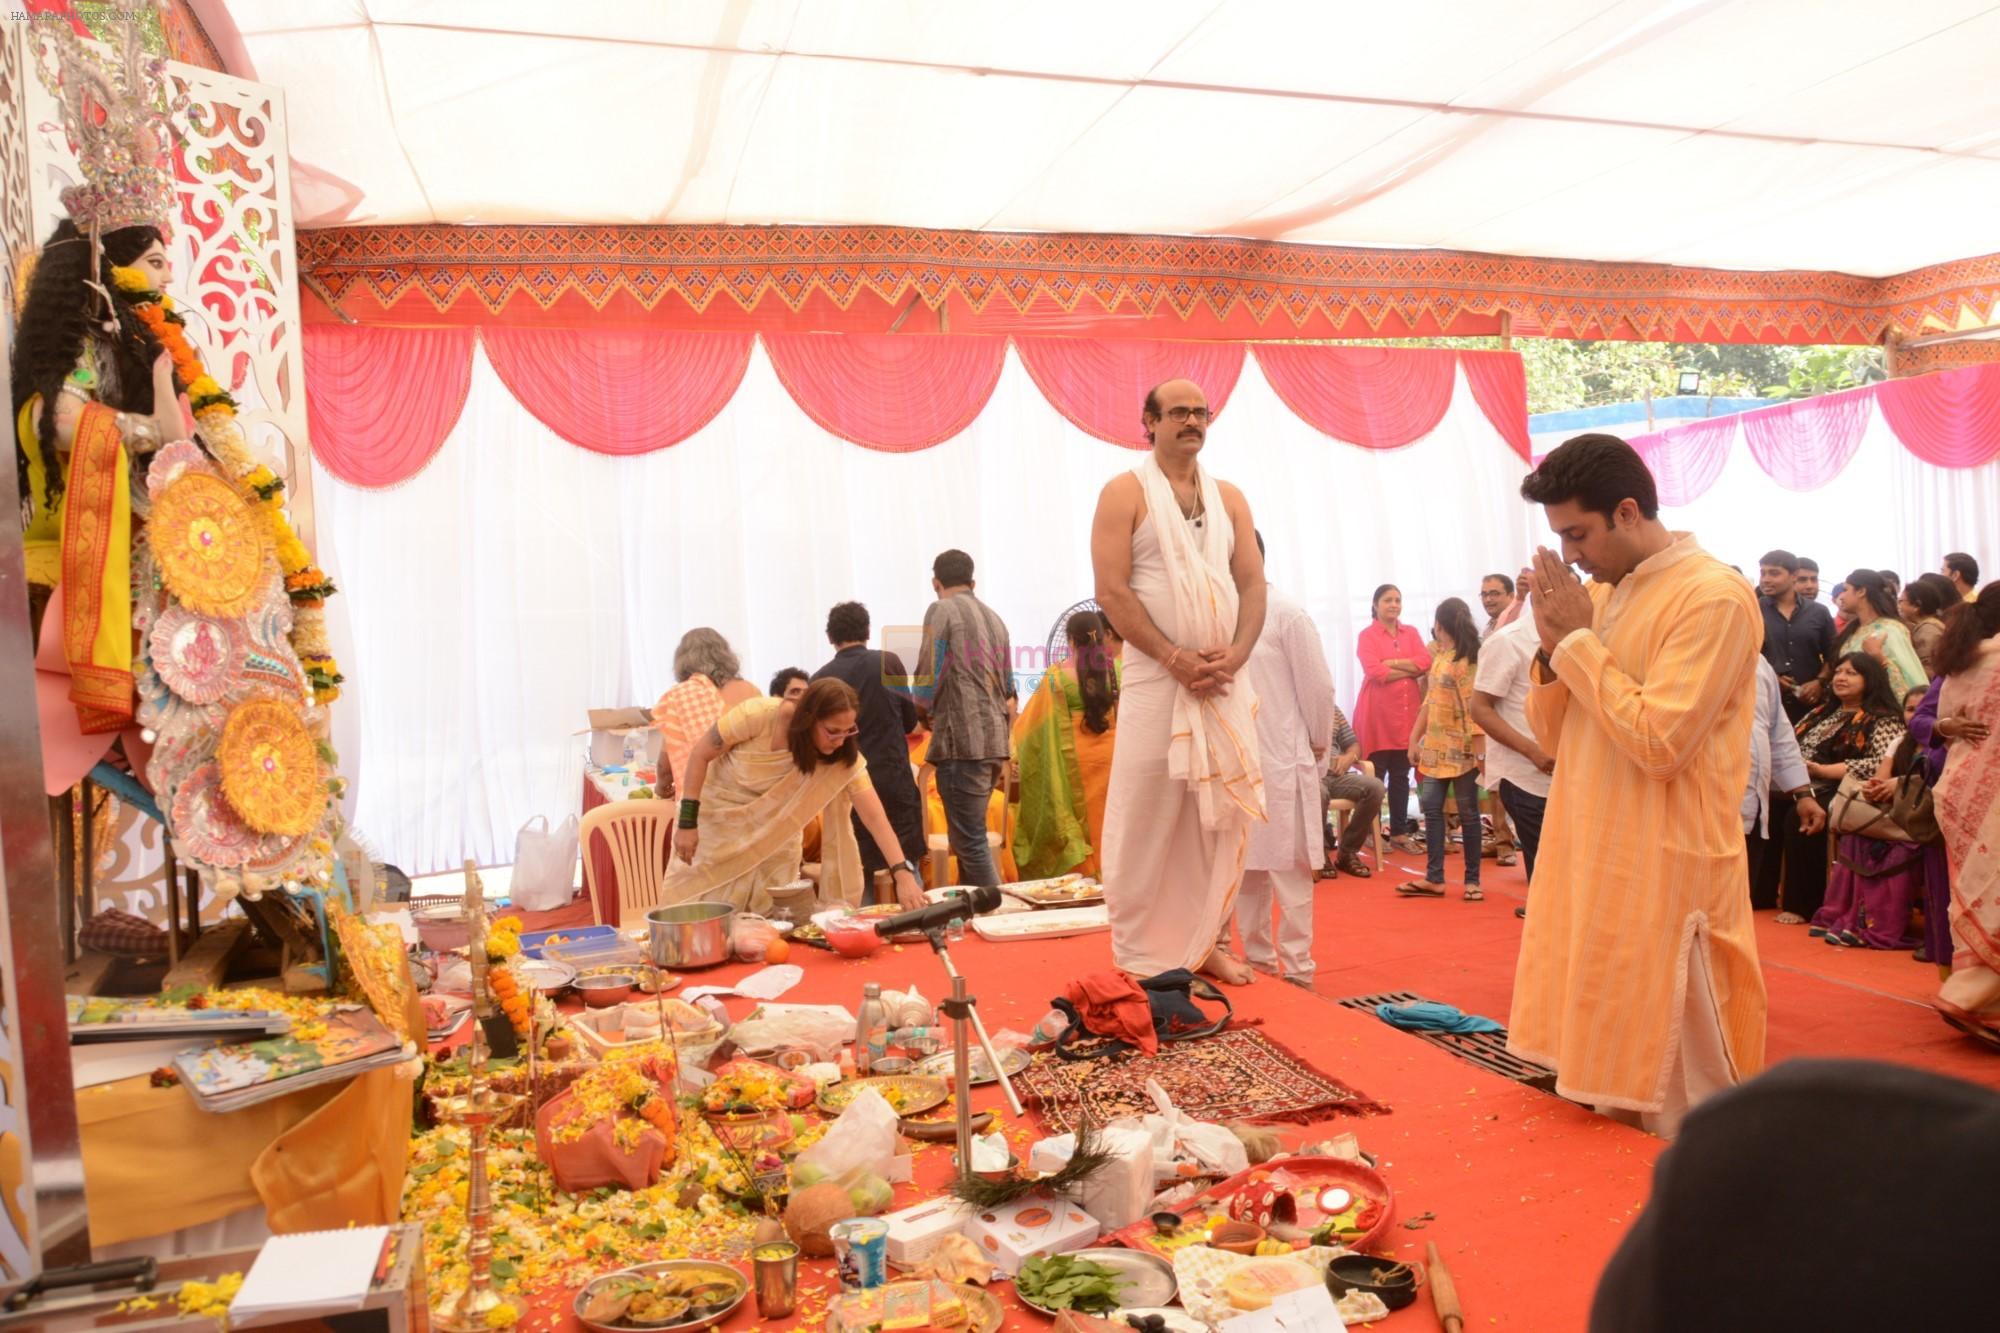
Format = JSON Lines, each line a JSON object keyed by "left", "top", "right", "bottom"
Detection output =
{"left": 963, "top": 1195, "right": 1100, "bottom": 1277}
{"left": 1057, "top": 1126, "right": 1155, "bottom": 1231}
{"left": 883, "top": 1197, "right": 974, "bottom": 1267}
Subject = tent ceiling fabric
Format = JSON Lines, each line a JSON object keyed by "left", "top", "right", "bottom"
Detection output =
{"left": 221, "top": 0, "right": 2000, "bottom": 279}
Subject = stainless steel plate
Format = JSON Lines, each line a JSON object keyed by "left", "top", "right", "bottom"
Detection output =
{"left": 1014, "top": 1248, "right": 1178, "bottom": 1316}
{"left": 517, "top": 958, "right": 577, "bottom": 993}
{"left": 572, "top": 1261, "right": 748, "bottom": 1333}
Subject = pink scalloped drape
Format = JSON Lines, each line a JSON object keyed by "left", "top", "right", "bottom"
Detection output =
{"left": 1874, "top": 363, "right": 2000, "bottom": 468}
{"left": 1740, "top": 387, "right": 1873, "bottom": 490}
{"left": 1458, "top": 352, "right": 1533, "bottom": 460}
{"left": 483, "top": 327, "right": 754, "bottom": 456}
{"left": 304, "top": 325, "right": 474, "bottom": 486}
{"left": 763, "top": 332, "right": 1007, "bottom": 451}
{"left": 1014, "top": 338, "right": 1246, "bottom": 448}
{"left": 1628, "top": 415, "right": 1737, "bottom": 506}
{"left": 1251, "top": 344, "right": 1458, "bottom": 449}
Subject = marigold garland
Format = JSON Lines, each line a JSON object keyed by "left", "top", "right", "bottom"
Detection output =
{"left": 110, "top": 265, "right": 345, "bottom": 703}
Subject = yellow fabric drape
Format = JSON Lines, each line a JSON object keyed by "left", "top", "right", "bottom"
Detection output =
{"left": 77, "top": 1067, "right": 411, "bottom": 1246}
{"left": 19, "top": 398, "right": 135, "bottom": 731}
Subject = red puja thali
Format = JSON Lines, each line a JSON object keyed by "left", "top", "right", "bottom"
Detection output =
{"left": 1108, "top": 1156, "right": 1396, "bottom": 1256}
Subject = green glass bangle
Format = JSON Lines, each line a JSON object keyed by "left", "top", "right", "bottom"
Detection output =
{"left": 677, "top": 798, "right": 700, "bottom": 829}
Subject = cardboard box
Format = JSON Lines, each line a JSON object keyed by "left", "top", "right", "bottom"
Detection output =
{"left": 962, "top": 1194, "right": 1100, "bottom": 1277}
{"left": 581, "top": 706, "right": 660, "bottom": 769}
{"left": 882, "top": 1197, "right": 975, "bottom": 1267}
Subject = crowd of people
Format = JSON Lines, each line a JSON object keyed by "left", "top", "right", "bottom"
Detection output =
{"left": 1748, "top": 549, "right": 2000, "bottom": 1049}
{"left": 629, "top": 379, "right": 1999, "bottom": 1133}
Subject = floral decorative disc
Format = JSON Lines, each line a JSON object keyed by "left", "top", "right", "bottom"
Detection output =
{"left": 169, "top": 761, "right": 282, "bottom": 869}
{"left": 217, "top": 697, "right": 326, "bottom": 836}
{"left": 149, "top": 605, "right": 250, "bottom": 705}
{"left": 151, "top": 471, "right": 269, "bottom": 617}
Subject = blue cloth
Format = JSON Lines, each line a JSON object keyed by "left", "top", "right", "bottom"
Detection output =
{"left": 89, "top": 762, "right": 161, "bottom": 822}
{"left": 1375, "top": 1001, "right": 1503, "bottom": 1035}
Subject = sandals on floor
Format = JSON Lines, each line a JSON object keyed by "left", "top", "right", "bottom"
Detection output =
{"left": 1933, "top": 999, "right": 2000, "bottom": 1051}
{"left": 1463, "top": 886, "right": 1484, "bottom": 902}
{"left": 1335, "top": 854, "right": 1374, "bottom": 879}
{"left": 1775, "top": 912, "right": 1807, "bottom": 925}
{"left": 1396, "top": 880, "right": 1446, "bottom": 898}
{"left": 1496, "top": 851, "right": 1518, "bottom": 867}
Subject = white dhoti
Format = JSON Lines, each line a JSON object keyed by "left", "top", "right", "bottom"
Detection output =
{"left": 1104, "top": 663, "right": 1254, "bottom": 974}
{"left": 1101, "top": 456, "right": 1263, "bottom": 976}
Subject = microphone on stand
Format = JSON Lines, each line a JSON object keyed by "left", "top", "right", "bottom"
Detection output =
{"left": 869, "top": 884, "right": 1005, "bottom": 938}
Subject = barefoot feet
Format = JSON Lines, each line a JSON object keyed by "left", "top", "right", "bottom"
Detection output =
{"left": 1201, "top": 947, "right": 1257, "bottom": 986}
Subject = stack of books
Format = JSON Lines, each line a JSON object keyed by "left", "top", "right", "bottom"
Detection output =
{"left": 173, "top": 1006, "right": 407, "bottom": 1113}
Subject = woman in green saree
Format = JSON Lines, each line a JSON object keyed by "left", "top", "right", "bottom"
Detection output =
{"left": 1010, "top": 610, "right": 1122, "bottom": 880}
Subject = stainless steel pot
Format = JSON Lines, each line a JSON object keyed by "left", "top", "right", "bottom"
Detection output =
{"left": 647, "top": 901, "right": 736, "bottom": 970}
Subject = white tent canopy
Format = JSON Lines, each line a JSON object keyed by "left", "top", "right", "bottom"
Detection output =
{"left": 206, "top": 0, "right": 2000, "bottom": 277}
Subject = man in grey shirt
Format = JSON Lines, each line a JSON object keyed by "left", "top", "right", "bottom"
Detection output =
{"left": 920, "top": 549, "right": 1016, "bottom": 887}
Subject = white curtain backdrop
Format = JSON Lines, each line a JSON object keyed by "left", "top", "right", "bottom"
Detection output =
{"left": 313, "top": 342, "right": 1535, "bottom": 875}
{"left": 1653, "top": 413, "right": 2000, "bottom": 592}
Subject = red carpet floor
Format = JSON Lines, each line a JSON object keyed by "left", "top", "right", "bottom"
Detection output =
{"left": 1309, "top": 849, "right": 2000, "bottom": 1095}
{"left": 486, "top": 852, "right": 1999, "bottom": 1333}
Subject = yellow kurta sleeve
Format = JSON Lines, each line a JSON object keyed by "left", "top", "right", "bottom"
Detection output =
{"left": 1549, "top": 589, "right": 1761, "bottom": 781}
{"left": 1525, "top": 654, "right": 1572, "bottom": 757}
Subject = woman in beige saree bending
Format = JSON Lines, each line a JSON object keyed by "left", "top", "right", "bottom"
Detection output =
{"left": 667, "top": 678, "right": 925, "bottom": 913}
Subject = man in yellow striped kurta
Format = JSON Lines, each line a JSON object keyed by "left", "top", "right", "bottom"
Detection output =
{"left": 1511, "top": 434, "right": 1764, "bottom": 1138}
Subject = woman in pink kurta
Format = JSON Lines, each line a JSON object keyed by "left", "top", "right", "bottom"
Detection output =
{"left": 1354, "top": 585, "right": 1432, "bottom": 847}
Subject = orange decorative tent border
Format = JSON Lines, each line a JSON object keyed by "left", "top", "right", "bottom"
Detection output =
{"left": 299, "top": 224, "right": 2000, "bottom": 346}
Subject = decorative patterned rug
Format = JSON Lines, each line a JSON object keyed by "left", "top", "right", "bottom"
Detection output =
{"left": 1014, "top": 1028, "right": 1387, "bottom": 1133}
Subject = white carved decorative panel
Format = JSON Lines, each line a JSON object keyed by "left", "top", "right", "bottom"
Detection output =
{"left": 165, "top": 63, "right": 308, "bottom": 498}
{"left": 20, "top": 48, "right": 307, "bottom": 498}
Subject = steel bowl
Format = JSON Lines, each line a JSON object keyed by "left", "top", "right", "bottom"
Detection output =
{"left": 647, "top": 902, "right": 737, "bottom": 970}
{"left": 576, "top": 973, "right": 636, "bottom": 1007}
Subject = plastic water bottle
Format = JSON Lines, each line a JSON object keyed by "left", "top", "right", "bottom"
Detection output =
{"left": 1029, "top": 1009, "right": 1069, "bottom": 1048}
{"left": 855, "top": 983, "right": 889, "bottom": 1073}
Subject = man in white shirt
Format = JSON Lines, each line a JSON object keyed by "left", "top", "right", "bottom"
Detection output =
{"left": 1745, "top": 656, "right": 1826, "bottom": 906}
{"left": 1236, "top": 535, "right": 1335, "bottom": 988}
{"left": 1469, "top": 577, "right": 1554, "bottom": 918}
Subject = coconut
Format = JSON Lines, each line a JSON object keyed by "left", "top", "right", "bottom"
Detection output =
{"left": 783, "top": 1182, "right": 853, "bottom": 1256}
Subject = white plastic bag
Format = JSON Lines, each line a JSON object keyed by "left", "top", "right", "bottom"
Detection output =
{"left": 727, "top": 1002, "right": 856, "bottom": 1060}
{"left": 1138, "top": 1079, "right": 1247, "bottom": 1183}
{"left": 794, "top": 1087, "right": 910, "bottom": 1182}
{"left": 512, "top": 814, "right": 579, "bottom": 910}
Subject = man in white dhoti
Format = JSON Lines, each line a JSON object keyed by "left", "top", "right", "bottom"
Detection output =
{"left": 1091, "top": 379, "right": 1267, "bottom": 985}
{"left": 1236, "top": 533, "right": 1336, "bottom": 987}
